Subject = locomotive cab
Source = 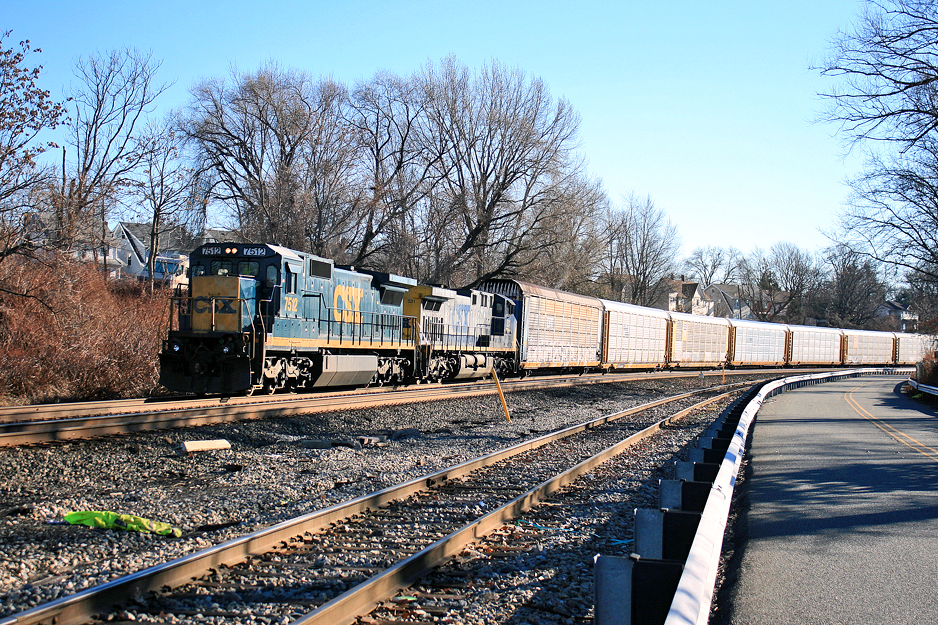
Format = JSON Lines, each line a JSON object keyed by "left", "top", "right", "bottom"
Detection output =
{"left": 159, "top": 271, "right": 259, "bottom": 394}
{"left": 488, "top": 294, "right": 516, "bottom": 346}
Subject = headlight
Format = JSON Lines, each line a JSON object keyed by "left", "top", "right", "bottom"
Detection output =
{"left": 222, "top": 345, "right": 231, "bottom": 354}
{"left": 171, "top": 342, "right": 181, "bottom": 353}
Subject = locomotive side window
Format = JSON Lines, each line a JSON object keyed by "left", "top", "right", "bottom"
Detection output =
{"left": 493, "top": 299, "right": 504, "bottom": 316}
{"left": 265, "top": 265, "right": 278, "bottom": 288}
{"left": 309, "top": 259, "right": 332, "bottom": 280}
{"left": 380, "top": 287, "right": 406, "bottom": 306}
{"left": 285, "top": 267, "right": 298, "bottom": 294}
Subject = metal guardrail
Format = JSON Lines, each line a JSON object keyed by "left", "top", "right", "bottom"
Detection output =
{"left": 663, "top": 367, "right": 913, "bottom": 625}
{"left": 907, "top": 378, "right": 938, "bottom": 397}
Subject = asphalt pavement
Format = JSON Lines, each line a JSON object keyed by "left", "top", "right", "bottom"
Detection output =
{"left": 723, "top": 375, "right": 938, "bottom": 625}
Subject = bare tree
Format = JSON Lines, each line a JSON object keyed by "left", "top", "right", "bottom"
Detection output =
{"left": 736, "top": 247, "right": 777, "bottom": 321}
{"left": 60, "top": 48, "right": 168, "bottom": 273}
{"left": 183, "top": 64, "right": 352, "bottom": 253}
{"left": 683, "top": 246, "right": 737, "bottom": 287}
{"left": 519, "top": 174, "right": 606, "bottom": 292}
{"left": 738, "top": 242, "right": 821, "bottom": 322}
{"left": 814, "top": 244, "right": 888, "bottom": 327}
{"left": 0, "top": 32, "right": 65, "bottom": 262}
{"left": 818, "top": 0, "right": 938, "bottom": 152}
{"left": 294, "top": 82, "right": 359, "bottom": 260}
{"left": 417, "top": 58, "right": 587, "bottom": 287}
{"left": 129, "top": 118, "right": 198, "bottom": 291}
{"left": 903, "top": 262, "right": 938, "bottom": 331}
{"left": 818, "top": 1, "right": 938, "bottom": 305}
{"left": 345, "top": 71, "right": 444, "bottom": 270}
{"left": 838, "top": 146, "right": 938, "bottom": 283}
{"left": 600, "top": 194, "right": 680, "bottom": 306}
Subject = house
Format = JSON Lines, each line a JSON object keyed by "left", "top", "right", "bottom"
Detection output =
{"left": 654, "top": 278, "right": 715, "bottom": 316}
{"left": 704, "top": 284, "right": 754, "bottom": 320}
{"left": 111, "top": 223, "right": 195, "bottom": 287}
{"left": 23, "top": 211, "right": 126, "bottom": 279}
{"left": 876, "top": 300, "right": 919, "bottom": 332}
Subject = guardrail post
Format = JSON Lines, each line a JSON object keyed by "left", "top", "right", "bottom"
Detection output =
{"left": 659, "top": 479, "right": 711, "bottom": 512}
{"left": 594, "top": 554, "right": 633, "bottom": 625}
{"left": 595, "top": 555, "right": 684, "bottom": 625}
{"left": 674, "top": 460, "right": 720, "bottom": 483}
{"left": 634, "top": 507, "right": 702, "bottom": 562}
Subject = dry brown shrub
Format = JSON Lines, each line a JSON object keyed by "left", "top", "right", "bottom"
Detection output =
{"left": 0, "top": 257, "right": 170, "bottom": 404}
{"left": 916, "top": 351, "right": 938, "bottom": 386}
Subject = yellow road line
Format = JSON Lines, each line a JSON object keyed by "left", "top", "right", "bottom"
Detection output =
{"left": 845, "top": 384, "right": 938, "bottom": 462}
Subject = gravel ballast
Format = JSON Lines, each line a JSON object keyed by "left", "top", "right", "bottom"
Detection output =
{"left": 0, "top": 376, "right": 767, "bottom": 619}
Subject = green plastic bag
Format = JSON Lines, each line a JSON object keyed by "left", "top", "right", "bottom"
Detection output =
{"left": 64, "top": 510, "right": 182, "bottom": 537}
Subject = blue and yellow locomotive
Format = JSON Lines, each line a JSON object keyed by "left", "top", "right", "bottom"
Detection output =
{"left": 160, "top": 244, "right": 417, "bottom": 394}
{"left": 159, "top": 243, "right": 518, "bottom": 394}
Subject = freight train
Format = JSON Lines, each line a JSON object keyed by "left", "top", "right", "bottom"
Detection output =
{"left": 158, "top": 243, "right": 934, "bottom": 395}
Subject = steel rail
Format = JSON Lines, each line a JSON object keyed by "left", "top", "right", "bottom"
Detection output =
{"left": 0, "top": 369, "right": 787, "bottom": 447}
{"left": 292, "top": 391, "right": 734, "bottom": 625}
{"left": 0, "top": 383, "right": 746, "bottom": 625}
{"left": 0, "top": 368, "right": 820, "bottom": 424}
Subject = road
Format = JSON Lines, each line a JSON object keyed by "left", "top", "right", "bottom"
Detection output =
{"left": 724, "top": 376, "right": 938, "bottom": 625}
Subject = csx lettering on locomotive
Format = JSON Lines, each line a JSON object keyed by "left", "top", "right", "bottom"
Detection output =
{"left": 333, "top": 284, "right": 364, "bottom": 323}
{"left": 193, "top": 297, "right": 237, "bottom": 315}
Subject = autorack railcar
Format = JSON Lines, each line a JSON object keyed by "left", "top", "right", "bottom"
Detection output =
{"left": 727, "top": 318, "right": 788, "bottom": 367}
{"left": 786, "top": 325, "right": 844, "bottom": 366}
{"left": 842, "top": 328, "right": 896, "bottom": 366}
{"left": 667, "top": 312, "right": 730, "bottom": 368}
{"left": 896, "top": 333, "right": 933, "bottom": 365}
{"left": 599, "top": 299, "right": 670, "bottom": 369}
{"left": 479, "top": 279, "right": 604, "bottom": 372}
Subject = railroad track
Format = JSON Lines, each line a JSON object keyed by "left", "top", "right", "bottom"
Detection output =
{"left": 0, "top": 382, "right": 751, "bottom": 625}
{"left": 0, "top": 369, "right": 810, "bottom": 447}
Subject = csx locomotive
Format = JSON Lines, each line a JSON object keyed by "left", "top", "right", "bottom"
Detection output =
{"left": 159, "top": 243, "right": 516, "bottom": 394}
{"left": 159, "top": 242, "right": 934, "bottom": 395}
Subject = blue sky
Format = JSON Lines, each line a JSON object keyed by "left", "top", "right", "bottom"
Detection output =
{"left": 6, "top": 0, "right": 865, "bottom": 257}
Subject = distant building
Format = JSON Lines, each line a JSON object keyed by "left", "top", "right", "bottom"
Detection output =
{"left": 876, "top": 300, "right": 919, "bottom": 332}
{"left": 703, "top": 284, "right": 753, "bottom": 319}
{"left": 22, "top": 212, "right": 126, "bottom": 278}
{"left": 112, "top": 223, "right": 207, "bottom": 287}
{"left": 654, "top": 278, "right": 715, "bottom": 316}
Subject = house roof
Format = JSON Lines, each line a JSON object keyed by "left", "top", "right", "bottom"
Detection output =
{"left": 879, "top": 300, "right": 908, "bottom": 313}
{"left": 663, "top": 278, "right": 711, "bottom": 301}
{"left": 706, "top": 284, "right": 740, "bottom": 297}
{"left": 117, "top": 222, "right": 195, "bottom": 253}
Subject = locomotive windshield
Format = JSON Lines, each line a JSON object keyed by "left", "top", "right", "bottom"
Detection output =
{"left": 190, "top": 260, "right": 261, "bottom": 277}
